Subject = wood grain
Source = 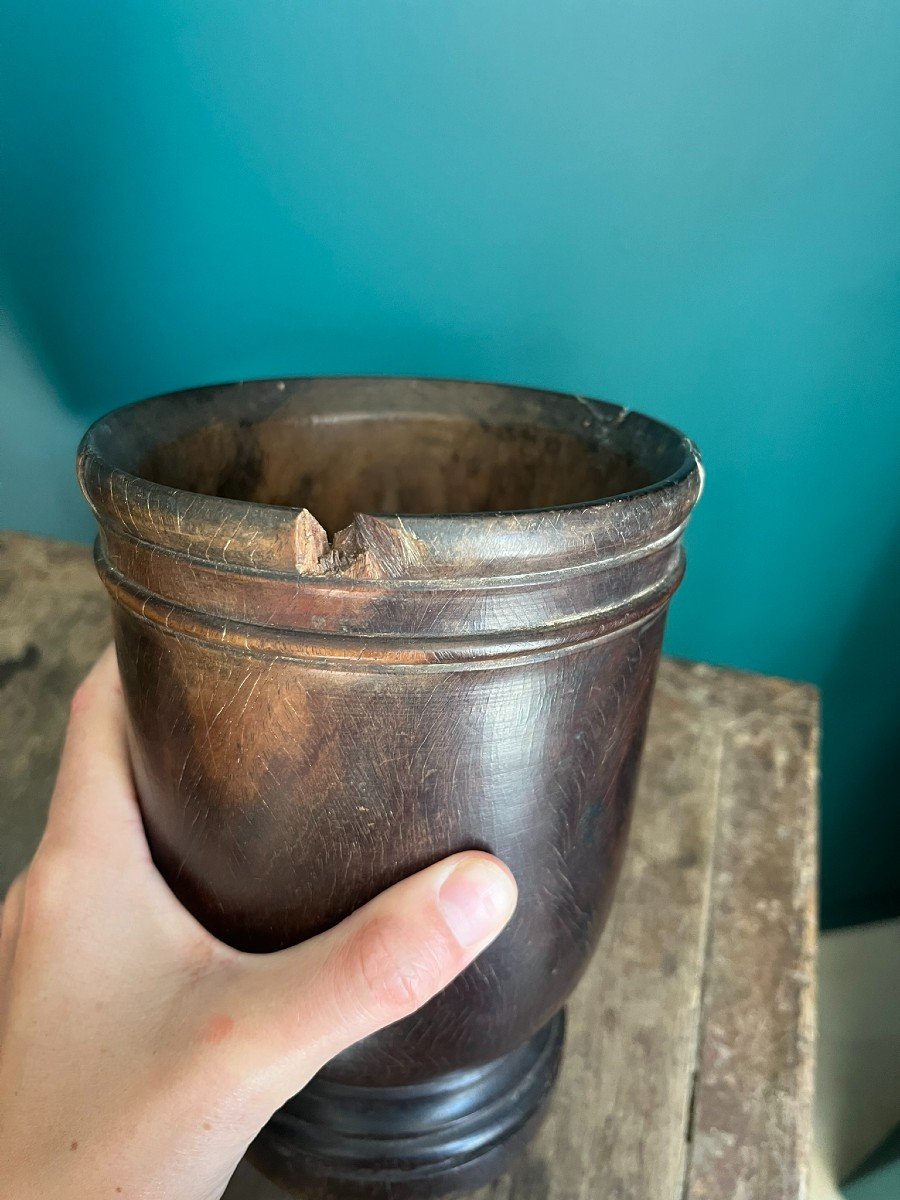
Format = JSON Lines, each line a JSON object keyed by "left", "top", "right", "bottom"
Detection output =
{"left": 0, "top": 533, "right": 818, "bottom": 1200}
{"left": 682, "top": 681, "right": 819, "bottom": 1200}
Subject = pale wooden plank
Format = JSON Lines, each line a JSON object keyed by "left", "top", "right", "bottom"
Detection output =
{"left": 683, "top": 693, "right": 819, "bottom": 1200}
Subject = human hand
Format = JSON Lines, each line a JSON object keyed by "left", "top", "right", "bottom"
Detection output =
{"left": 0, "top": 646, "right": 517, "bottom": 1200}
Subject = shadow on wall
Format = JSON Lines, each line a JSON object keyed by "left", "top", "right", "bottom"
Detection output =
{"left": 821, "top": 522, "right": 900, "bottom": 928}
{"left": 0, "top": 295, "right": 95, "bottom": 543}
{"left": 814, "top": 920, "right": 900, "bottom": 1198}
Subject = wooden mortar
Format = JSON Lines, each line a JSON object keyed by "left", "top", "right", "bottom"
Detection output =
{"left": 78, "top": 377, "right": 702, "bottom": 1197}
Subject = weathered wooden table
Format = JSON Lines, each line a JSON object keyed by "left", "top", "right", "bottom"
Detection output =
{"left": 0, "top": 532, "right": 818, "bottom": 1200}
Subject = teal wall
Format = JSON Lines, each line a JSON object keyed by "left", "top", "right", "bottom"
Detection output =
{"left": 1, "top": 2, "right": 898, "bottom": 927}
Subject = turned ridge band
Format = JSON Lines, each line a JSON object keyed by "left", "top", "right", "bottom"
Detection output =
{"left": 78, "top": 377, "right": 702, "bottom": 655}
{"left": 249, "top": 1013, "right": 566, "bottom": 1196}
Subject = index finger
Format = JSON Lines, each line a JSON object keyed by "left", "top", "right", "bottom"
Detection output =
{"left": 44, "top": 643, "right": 142, "bottom": 850}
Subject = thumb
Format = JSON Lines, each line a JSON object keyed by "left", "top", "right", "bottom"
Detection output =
{"left": 226, "top": 852, "right": 517, "bottom": 1113}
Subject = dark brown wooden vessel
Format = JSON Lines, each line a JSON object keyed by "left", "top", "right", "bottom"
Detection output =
{"left": 78, "top": 378, "right": 702, "bottom": 1197}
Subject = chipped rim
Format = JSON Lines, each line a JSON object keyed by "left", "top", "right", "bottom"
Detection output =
{"left": 78, "top": 375, "right": 703, "bottom": 585}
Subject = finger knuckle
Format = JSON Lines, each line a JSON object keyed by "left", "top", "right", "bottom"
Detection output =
{"left": 3, "top": 870, "right": 26, "bottom": 908}
{"left": 0, "top": 873, "right": 24, "bottom": 939}
{"left": 338, "top": 915, "right": 452, "bottom": 1023}
{"left": 69, "top": 680, "right": 92, "bottom": 719}
{"left": 20, "top": 849, "right": 72, "bottom": 923}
